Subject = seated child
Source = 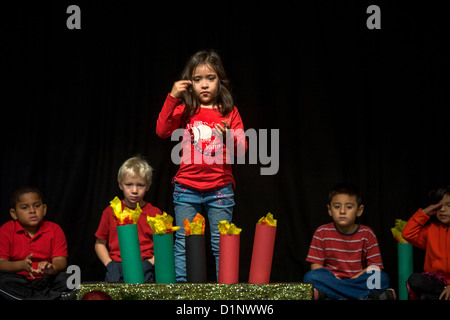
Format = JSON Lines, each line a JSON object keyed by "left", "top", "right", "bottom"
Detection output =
{"left": 95, "top": 156, "right": 162, "bottom": 282}
{"left": 304, "top": 183, "right": 394, "bottom": 300}
{"left": 0, "top": 186, "right": 71, "bottom": 300}
{"left": 402, "top": 186, "right": 450, "bottom": 300}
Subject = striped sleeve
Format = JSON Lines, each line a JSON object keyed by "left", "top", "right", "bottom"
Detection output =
{"left": 306, "top": 228, "right": 325, "bottom": 265}
{"left": 363, "top": 226, "right": 384, "bottom": 269}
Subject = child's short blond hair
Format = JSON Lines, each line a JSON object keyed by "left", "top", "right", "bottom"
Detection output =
{"left": 117, "top": 156, "right": 153, "bottom": 184}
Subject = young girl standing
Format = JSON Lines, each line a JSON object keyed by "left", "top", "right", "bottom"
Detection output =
{"left": 156, "top": 50, "right": 246, "bottom": 282}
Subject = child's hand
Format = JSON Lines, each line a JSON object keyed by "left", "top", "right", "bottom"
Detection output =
{"left": 33, "top": 261, "right": 54, "bottom": 275}
{"left": 213, "top": 121, "right": 230, "bottom": 141}
{"left": 423, "top": 203, "right": 443, "bottom": 216}
{"left": 439, "top": 286, "right": 450, "bottom": 300}
{"left": 170, "top": 80, "right": 192, "bottom": 98}
{"left": 20, "top": 254, "right": 35, "bottom": 279}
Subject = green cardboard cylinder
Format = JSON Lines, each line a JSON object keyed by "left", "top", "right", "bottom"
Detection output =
{"left": 153, "top": 233, "right": 176, "bottom": 283}
{"left": 117, "top": 224, "right": 144, "bottom": 284}
{"left": 397, "top": 242, "right": 413, "bottom": 300}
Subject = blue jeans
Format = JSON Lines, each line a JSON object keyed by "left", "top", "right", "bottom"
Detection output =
{"left": 173, "top": 181, "right": 235, "bottom": 282}
{"left": 303, "top": 267, "right": 389, "bottom": 299}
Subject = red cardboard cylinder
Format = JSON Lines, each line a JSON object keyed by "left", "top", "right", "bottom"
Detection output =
{"left": 248, "top": 224, "right": 276, "bottom": 284}
{"left": 218, "top": 234, "right": 240, "bottom": 284}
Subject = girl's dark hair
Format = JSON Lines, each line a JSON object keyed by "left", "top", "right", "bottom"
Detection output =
{"left": 180, "top": 50, "right": 234, "bottom": 119}
{"left": 428, "top": 186, "right": 450, "bottom": 203}
{"left": 10, "top": 186, "right": 44, "bottom": 209}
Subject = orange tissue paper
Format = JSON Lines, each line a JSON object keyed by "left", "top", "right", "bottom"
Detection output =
{"left": 184, "top": 213, "right": 206, "bottom": 235}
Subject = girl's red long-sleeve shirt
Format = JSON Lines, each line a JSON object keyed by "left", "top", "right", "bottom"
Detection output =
{"left": 402, "top": 209, "right": 450, "bottom": 284}
{"left": 156, "top": 93, "right": 247, "bottom": 191}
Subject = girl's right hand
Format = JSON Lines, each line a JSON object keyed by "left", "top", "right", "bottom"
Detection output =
{"left": 170, "top": 80, "right": 192, "bottom": 98}
{"left": 423, "top": 202, "right": 443, "bottom": 216}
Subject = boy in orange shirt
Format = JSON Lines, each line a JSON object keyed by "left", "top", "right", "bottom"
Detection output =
{"left": 402, "top": 186, "right": 450, "bottom": 300}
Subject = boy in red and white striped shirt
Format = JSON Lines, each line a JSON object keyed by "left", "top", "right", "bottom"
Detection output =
{"left": 304, "top": 183, "right": 395, "bottom": 300}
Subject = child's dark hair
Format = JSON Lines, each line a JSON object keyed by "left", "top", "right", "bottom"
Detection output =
{"left": 328, "top": 183, "right": 363, "bottom": 206}
{"left": 10, "top": 186, "right": 44, "bottom": 209}
{"left": 180, "top": 50, "right": 234, "bottom": 119}
{"left": 428, "top": 185, "right": 450, "bottom": 203}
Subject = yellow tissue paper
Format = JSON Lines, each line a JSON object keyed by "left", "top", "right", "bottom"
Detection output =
{"left": 257, "top": 212, "right": 277, "bottom": 227}
{"left": 147, "top": 212, "right": 180, "bottom": 234}
{"left": 110, "top": 197, "right": 141, "bottom": 226}
{"left": 218, "top": 220, "right": 242, "bottom": 235}
{"left": 391, "top": 219, "right": 408, "bottom": 243}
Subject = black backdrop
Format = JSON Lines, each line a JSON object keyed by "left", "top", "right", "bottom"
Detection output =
{"left": 1, "top": 1, "right": 449, "bottom": 291}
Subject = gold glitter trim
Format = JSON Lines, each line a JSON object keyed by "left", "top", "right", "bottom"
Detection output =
{"left": 77, "top": 282, "right": 313, "bottom": 300}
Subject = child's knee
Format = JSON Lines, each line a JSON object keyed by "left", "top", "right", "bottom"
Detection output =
{"left": 303, "top": 268, "right": 327, "bottom": 283}
{"left": 380, "top": 270, "right": 390, "bottom": 287}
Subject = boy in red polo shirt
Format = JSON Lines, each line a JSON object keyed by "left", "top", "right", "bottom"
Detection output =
{"left": 0, "top": 186, "right": 70, "bottom": 300}
{"left": 95, "top": 156, "right": 161, "bottom": 282}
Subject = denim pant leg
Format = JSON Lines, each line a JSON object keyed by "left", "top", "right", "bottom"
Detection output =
{"left": 341, "top": 270, "right": 389, "bottom": 299}
{"left": 173, "top": 181, "right": 202, "bottom": 282}
{"left": 304, "top": 268, "right": 345, "bottom": 299}
{"left": 304, "top": 267, "right": 389, "bottom": 300}
{"left": 203, "top": 184, "right": 235, "bottom": 280}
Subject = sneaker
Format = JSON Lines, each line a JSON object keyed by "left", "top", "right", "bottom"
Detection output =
{"left": 407, "top": 282, "right": 420, "bottom": 300}
{"left": 383, "top": 288, "right": 396, "bottom": 300}
{"left": 369, "top": 288, "right": 396, "bottom": 300}
{"left": 59, "top": 289, "right": 79, "bottom": 300}
{"left": 313, "top": 288, "right": 327, "bottom": 300}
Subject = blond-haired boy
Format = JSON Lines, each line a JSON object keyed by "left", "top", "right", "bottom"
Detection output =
{"left": 94, "top": 156, "right": 162, "bottom": 282}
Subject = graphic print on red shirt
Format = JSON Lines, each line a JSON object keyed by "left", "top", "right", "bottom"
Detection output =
{"left": 156, "top": 93, "right": 247, "bottom": 191}
{"left": 188, "top": 119, "right": 224, "bottom": 157}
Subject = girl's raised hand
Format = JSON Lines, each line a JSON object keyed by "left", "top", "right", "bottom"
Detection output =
{"left": 170, "top": 80, "right": 192, "bottom": 98}
{"left": 423, "top": 202, "right": 443, "bottom": 216}
{"left": 439, "top": 285, "right": 450, "bottom": 300}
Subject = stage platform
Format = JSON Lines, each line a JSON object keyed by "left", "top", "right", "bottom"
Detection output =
{"left": 77, "top": 282, "right": 313, "bottom": 300}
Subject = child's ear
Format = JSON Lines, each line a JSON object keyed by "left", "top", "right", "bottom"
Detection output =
{"left": 145, "top": 182, "right": 151, "bottom": 192}
{"left": 10, "top": 208, "right": 18, "bottom": 220}
{"left": 327, "top": 204, "right": 332, "bottom": 217}
{"left": 357, "top": 204, "right": 364, "bottom": 217}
